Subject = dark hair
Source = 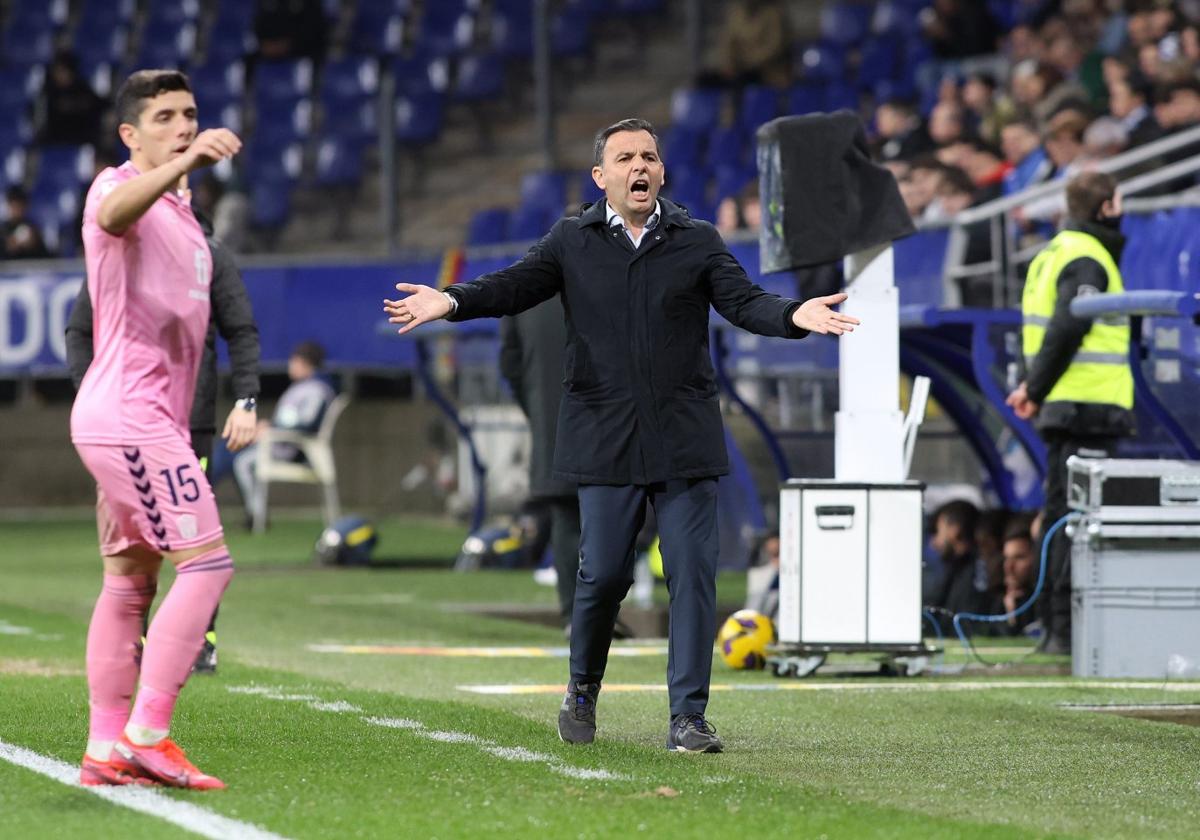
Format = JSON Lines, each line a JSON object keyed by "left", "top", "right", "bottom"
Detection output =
{"left": 114, "top": 69, "right": 192, "bottom": 127}
{"left": 592, "top": 118, "right": 660, "bottom": 167}
{"left": 5, "top": 185, "right": 28, "bottom": 204}
{"left": 1066, "top": 171, "right": 1118, "bottom": 221}
{"left": 291, "top": 340, "right": 326, "bottom": 369}
{"left": 938, "top": 166, "right": 976, "bottom": 197}
{"left": 935, "top": 499, "right": 980, "bottom": 541}
{"left": 1002, "top": 515, "right": 1034, "bottom": 545}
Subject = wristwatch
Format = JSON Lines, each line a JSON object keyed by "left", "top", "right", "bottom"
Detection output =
{"left": 235, "top": 396, "right": 257, "bottom": 412}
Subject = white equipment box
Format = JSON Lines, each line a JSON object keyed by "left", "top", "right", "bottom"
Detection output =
{"left": 778, "top": 479, "right": 924, "bottom": 646}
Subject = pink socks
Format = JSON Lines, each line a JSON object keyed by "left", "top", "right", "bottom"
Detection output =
{"left": 86, "top": 574, "right": 157, "bottom": 747}
{"left": 128, "top": 547, "right": 234, "bottom": 736}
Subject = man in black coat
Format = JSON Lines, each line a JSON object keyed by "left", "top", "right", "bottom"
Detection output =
{"left": 66, "top": 207, "right": 261, "bottom": 673}
{"left": 499, "top": 299, "right": 580, "bottom": 630}
{"left": 385, "top": 118, "right": 858, "bottom": 753}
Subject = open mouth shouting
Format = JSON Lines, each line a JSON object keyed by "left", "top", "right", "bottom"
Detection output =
{"left": 629, "top": 177, "right": 651, "bottom": 201}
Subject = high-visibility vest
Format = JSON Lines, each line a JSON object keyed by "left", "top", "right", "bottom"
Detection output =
{"left": 1021, "top": 229, "right": 1133, "bottom": 409}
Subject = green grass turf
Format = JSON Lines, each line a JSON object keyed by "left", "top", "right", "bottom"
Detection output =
{"left": 3, "top": 516, "right": 1200, "bottom": 839}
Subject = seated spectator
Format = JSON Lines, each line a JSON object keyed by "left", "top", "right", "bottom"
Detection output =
{"left": 35, "top": 50, "right": 106, "bottom": 148}
{"left": 962, "top": 72, "right": 1013, "bottom": 146}
{"left": 231, "top": 341, "right": 336, "bottom": 524}
{"left": 874, "top": 99, "right": 934, "bottom": 162}
{"left": 255, "top": 0, "right": 328, "bottom": 62}
{"left": 1156, "top": 77, "right": 1200, "bottom": 132}
{"left": 1, "top": 187, "right": 51, "bottom": 260}
{"left": 744, "top": 531, "right": 780, "bottom": 619}
{"left": 715, "top": 182, "right": 762, "bottom": 236}
{"left": 710, "top": 0, "right": 792, "bottom": 90}
{"left": 1019, "top": 110, "right": 1091, "bottom": 224}
{"left": 926, "top": 499, "right": 992, "bottom": 617}
{"left": 1083, "top": 116, "right": 1130, "bottom": 160}
{"left": 1001, "top": 117, "right": 1054, "bottom": 194}
{"left": 904, "top": 156, "right": 952, "bottom": 219}
{"left": 957, "top": 139, "right": 1011, "bottom": 200}
{"left": 1108, "top": 68, "right": 1164, "bottom": 148}
{"left": 928, "top": 101, "right": 969, "bottom": 148}
{"left": 999, "top": 516, "right": 1039, "bottom": 636}
{"left": 929, "top": 165, "right": 976, "bottom": 220}
{"left": 975, "top": 509, "right": 1008, "bottom": 599}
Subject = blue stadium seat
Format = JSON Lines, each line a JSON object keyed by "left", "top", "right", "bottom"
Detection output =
{"left": 704, "top": 125, "right": 743, "bottom": 175}
{"left": 519, "top": 170, "right": 568, "bottom": 215}
{"left": 820, "top": 2, "right": 872, "bottom": 47}
{"left": 858, "top": 37, "right": 899, "bottom": 89}
{"left": 314, "top": 137, "right": 365, "bottom": 188}
{"left": 824, "top": 81, "right": 859, "bottom": 112}
{"left": 420, "top": 0, "right": 473, "bottom": 57}
{"left": 871, "top": 76, "right": 916, "bottom": 104}
{"left": 665, "top": 168, "right": 708, "bottom": 213}
{"left": 466, "top": 207, "right": 511, "bottom": 245}
{"left": 7, "top": 0, "right": 67, "bottom": 31}
{"left": 254, "top": 59, "right": 315, "bottom": 103}
{"left": 243, "top": 142, "right": 304, "bottom": 188}
{"left": 739, "top": 86, "right": 780, "bottom": 136}
{"left": 798, "top": 42, "right": 847, "bottom": 82}
{"left": 578, "top": 171, "right": 604, "bottom": 206}
{"left": 614, "top": 0, "right": 665, "bottom": 13}
{"left": 713, "top": 165, "right": 753, "bottom": 203}
{"left": 2, "top": 19, "right": 54, "bottom": 65}
{"left": 206, "top": 5, "right": 255, "bottom": 65}
{"left": 144, "top": 0, "right": 200, "bottom": 28}
{"left": 254, "top": 99, "right": 313, "bottom": 144}
{"left": 191, "top": 61, "right": 245, "bottom": 105}
{"left": 392, "top": 50, "right": 451, "bottom": 96}
{"left": 130, "top": 22, "right": 197, "bottom": 70}
{"left": 670, "top": 88, "right": 722, "bottom": 133}
{"left": 34, "top": 145, "right": 93, "bottom": 193}
{"left": 320, "top": 57, "right": 379, "bottom": 107}
{"left": 507, "top": 203, "right": 559, "bottom": 241}
{"left": 394, "top": 91, "right": 444, "bottom": 145}
{"left": 551, "top": 8, "right": 593, "bottom": 58}
{"left": 662, "top": 126, "right": 705, "bottom": 171}
{"left": 453, "top": 53, "right": 505, "bottom": 102}
{"left": 348, "top": 1, "right": 410, "bottom": 56}
{"left": 250, "top": 181, "right": 292, "bottom": 229}
{"left": 0, "top": 66, "right": 39, "bottom": 116}
{"left": 787, "top": 83, "right": 824, "bottom": 115}
{"left": 323, "top": 99, "right": 378, "bottom": 146}
{"left": 491, "top": 6, "right": 533, "bottom": 59}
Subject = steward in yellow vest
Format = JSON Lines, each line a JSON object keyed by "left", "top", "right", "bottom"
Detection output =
{"left": 1006, "top": 171, "right": 1135, "bottom": 654}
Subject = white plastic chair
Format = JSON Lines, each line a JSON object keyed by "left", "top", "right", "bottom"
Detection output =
{"left": 250, "top": 393, "right": 350, "bottom": 533}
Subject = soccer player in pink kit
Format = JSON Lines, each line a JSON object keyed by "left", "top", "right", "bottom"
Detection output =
{"left": 72, "top": 70, "right": 242, "bottom": 790}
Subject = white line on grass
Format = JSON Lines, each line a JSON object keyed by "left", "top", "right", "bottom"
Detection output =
{"left": 305, "top": 643, "right": 668, "bottom": 658}
{"left": 456, "top": 679, "right": 1200, "bottom": 695}
{"left": 0, "top": 738, "right": 291, "bottom": 840}
{"left": 225, "top": 688, "right": 628, "bottom": 782}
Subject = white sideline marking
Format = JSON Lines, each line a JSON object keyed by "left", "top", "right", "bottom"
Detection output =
{"left": 456, "top": 680, "right": 1200, "bottom": 695}
{"left": 0, "top": 621, "right": 34, "bottom": 635}
{"left": 306, "top": 643, "right": 668, "bottom": 658}
{"left": 0, "top": 738, "right": 290, "bottom": 840}
{"left": 308, "top": 593, "right": 415, "bottom": 606}
{"left": 232, "top": 693, "right": 627, "bottom": 783}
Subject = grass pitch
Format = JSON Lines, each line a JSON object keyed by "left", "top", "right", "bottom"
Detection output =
{"left": 2, "top": 516, "right": 1199, "bottom": 839}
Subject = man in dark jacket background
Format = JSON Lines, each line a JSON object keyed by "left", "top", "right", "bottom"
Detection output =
{"left": 1007, "top": 171, "right": 1134, "bottom": 654}
{"left": 66, "top": 207, "right": 261, "bottom": 672}
{"left": 384, "top": 118, "right": 859, "bottom": 753}
{"left": 499, "top": 299, "right": 580, "bottom": 632}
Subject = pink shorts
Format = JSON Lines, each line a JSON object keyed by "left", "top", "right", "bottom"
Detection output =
{"left": 75, "top": 438, "right": 224, "bottom": 556}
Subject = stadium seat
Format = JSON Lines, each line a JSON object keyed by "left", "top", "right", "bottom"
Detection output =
{"left": 704, "top": 125, "right": 743, "bottom": 175}
{"left": 820, "top": 2, "right": 872, "bottom": 47}
{"left": 491, "top": 5, "right": 534, "bottom": 59}
{"left": 798, "top": 42, "right": 847, "bottom": 82}
{"left": 858, "top": 37, "right": 900, "bottom": 89}
{"left": 507, "top": 203, "right": 560, "bottom": 241}
{"left": 254, "top": 99, "right": 313, "bottom": 144}
{"left": 614, "top": 0, "right": 665, "bottom": 13}
{"left": 130, "top": 22, "right": 197, "bottom": 70}
{"left": 392, "top": 50, "right": 451, "bottom": 96}
{"left": 205, "top": 3, "right": 256, "bottom": 65}
{"left": 665, "top": 168, "right": 708, "bottom": 214}
{"left": 320, "top": 57, "right": 379, "bottom": 104}
{"left": 551, "top": 7, "right": 593, "bottom": 58}
{"left": 394, "top": 92, "right": 445, "bottom": 145}
{"left": 824, "top": 81, "right": 859, "bottom": 112}
{"left": 34, "top": 145, "right": 93, "bottom": 192}
{"left": 713, "top": 165, "right": 753, "bottom": 203}
{"left": 739, "top": 86, "right": 780, "bottom": 136}
{"left": 254, "top": 59, "right": 315, "bottom": 103}
{"left": 0, "top": 66, "right": 40, "bottom": 116}
{"left": 243, "top": 142, "right": 304, "bottom": 188}
{"left": 314, "top": 138, "right": 366, "bottom": 188}
{"left": 787, "top": 82, "right": 824, "bottom": 115}
{"left": 465, "top": 207, "right": 512, "bottom": 246}
{"left": 249, "top": 180, "right": 293, "bottom": 230}
{"left": 2, "top": 19, "right": 54, "bottom": 65}
{"left": 191, "top": 61, "right": 246, "bottom": 105}
{"left": 348, "top": 1, "right": 410, "bottom": 56}
{"left": 662, "top": 126, "right": 705, "bottom": 171}
{"left": 453, "top": 53, "right": 506, "bottom": 103}
{"left": 670, "top": 88, "right": 722, "bottom": 133}
{"left": 578, "top": 171, "right": 604, "bottom": 205}
{"left": 251, "top": 393, "right": 350, "bottom": 533}
{"left": 420, "top": 0, "right": 474, "bottom": 57}
{"left": 518, "top": 170, "right": 568, "bottom": 215}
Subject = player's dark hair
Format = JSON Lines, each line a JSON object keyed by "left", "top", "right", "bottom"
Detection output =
{"left": 291, "top": 340, "right": 326, "bottom": 370}
{"left": 1002, "top": 515, "right": 1034, "bottom": 545}
{"left": 935, "top": 499, "right": 980, "bottom": 543}
{"left": 1066, "top": 171, "right": 1118, "bottom": 221}
{"left": 593, "top": 118, "right": 660, "bottom": 167}
{"left": 114, "top": 70, "right": 192, "bottom": 127}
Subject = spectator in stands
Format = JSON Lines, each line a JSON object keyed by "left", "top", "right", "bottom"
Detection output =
{"left": 1083, "top": 116, "right": 1130, "bottom": 159}
{"left": 999, "top": 516, "right": 1039, "bottom": 636}
{"left": 961, "top": 72, "right": 1012, "bottom": 146}
{"left": 231, "top": 341, "right": 336, "bottom": 526}
{"left": 921, "top": 0, "right": 1001, "bottom": 59}
{"left": 192, "top": 176, "right": 249, "bottom": 254}
{"left": 1018, "top": 110, "right": 1092, "bottom": 224}
{"left": 1156, "top": 77, "right": 1200, "bottom": 131}
{"left": 254, "top": 0, "right": 327, "bottom": 62}
{"left": 35, "top": 50, "right": 107, "bottom": 148}
{"left": 1007, "top": 171, "right": 1135, "bottom": 654}
{"left": 956, "top": 139, "right": 1011, "bottom": 200}
{"left": 927, "top": 165, "right": 976, "bottom": 221}
{"left": 928, "top": 101, "right": 969, "bottom": 148}
{"left": 1, "top": 187, "right": 51, "bottom": 260}
{"left": 744, "top": 531, "right": 780, "bottom": 619}
{"left": 873, "top": 100, "right": 934, "bottom": 162}
{"left": 927, "top": 499, "right": 990, "bottom": 616}
{"left": 1108, "top": 69, "right": 1164, "bottom": 148}
{"left": 715, "top": 182, "right": 761, "bottom": 235}
{"left": 1001, "top": 117, "right": 1054, "bottom": 195}
{"left": 711, "top": 0, "right": 792, "bottom": 90}
{"left": 905, "top": 156, "right": 951, "bottom": 220}
{"left": 975, "top": 509, "right": 1008, "bottom": 597}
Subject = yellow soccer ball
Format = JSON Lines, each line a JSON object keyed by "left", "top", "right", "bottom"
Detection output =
{"left": 716, "top": 609, "right": 775, "bottom": 670}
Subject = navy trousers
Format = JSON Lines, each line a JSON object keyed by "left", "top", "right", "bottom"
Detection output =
{"left": 569, "top": 478, "right": 719, "bottom": 716}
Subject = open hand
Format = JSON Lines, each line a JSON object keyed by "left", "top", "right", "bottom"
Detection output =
{"left": 384, "top": 283, "right": 452, "bottom": 334}
{"left": 792, "top": 292, "right": 861, "bottom": 335}
{"left": 222, "top": 404, "right": 257, "bottom": 452}
{"left": 180, "top": 128, "right": 242, "bottom": 173}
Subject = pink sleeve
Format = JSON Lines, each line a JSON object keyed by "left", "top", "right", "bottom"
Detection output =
{"left": 83, "top": 166, "right": 132, "bottom": 238}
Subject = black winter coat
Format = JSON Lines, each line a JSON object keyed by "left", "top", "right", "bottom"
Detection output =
{"left": 446, "top": 198, "right": 808, "bottom": 485}
{"left": 65, "top": 235, "right": 260, "bottom": 433}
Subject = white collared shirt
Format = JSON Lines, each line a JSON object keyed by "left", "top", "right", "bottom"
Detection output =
{"left": 606, "top": 200, "right": 661, "bottom": 249}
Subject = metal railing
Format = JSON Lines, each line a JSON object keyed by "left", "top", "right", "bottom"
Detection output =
{"left": 943, "top": 123, "right": 1200, "bottom": 309}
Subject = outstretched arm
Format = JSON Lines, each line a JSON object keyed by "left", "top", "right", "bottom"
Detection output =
{"left": 791, "top": 292, "right": 860, "bottom": 336}
{"left": 383, "top": 284, "right": 454, "bottom": 335}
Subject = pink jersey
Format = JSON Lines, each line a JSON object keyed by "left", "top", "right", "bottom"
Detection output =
{"left": 71, "top": 162, "right": 212, "bottom": 444}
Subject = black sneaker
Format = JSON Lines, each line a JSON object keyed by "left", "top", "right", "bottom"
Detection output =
{"left": 192, "top": 638, "right": 217, "bottom": 674}
{"left": 667, "top": 713, "right": 723, "bottom": 753}
{"left": 558, "top": 682, "right": 599, "bottom": 744}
